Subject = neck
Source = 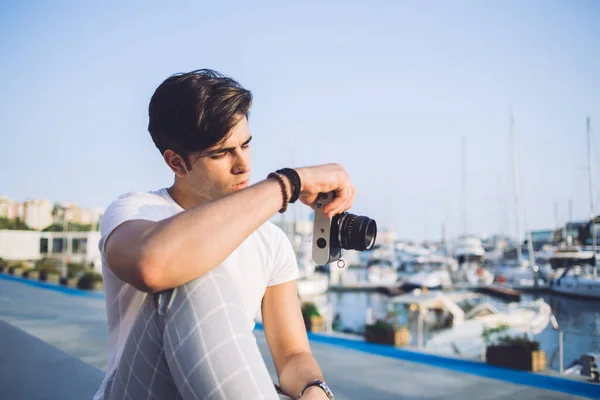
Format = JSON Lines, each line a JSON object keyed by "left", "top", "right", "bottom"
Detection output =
{"left": 167, "top": 180, "right": 209, "bottom": 210}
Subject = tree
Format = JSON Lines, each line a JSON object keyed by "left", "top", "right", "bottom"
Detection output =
{"left": 0, "top": 217, "right": 33, "bottom": 230}
{"left": 43, "top": 222, "right": 92, "bottom": 232}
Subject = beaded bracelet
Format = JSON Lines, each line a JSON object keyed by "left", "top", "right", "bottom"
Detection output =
{"left": 276, "top": 168, "right": 301, "bottom": 204}
{"left": 267, "top": 172, "right": 290, "bottom": 213}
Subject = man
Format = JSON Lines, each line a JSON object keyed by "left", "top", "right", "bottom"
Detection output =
{"left": 94, "top": 69, "right": 356, "bottom": 400}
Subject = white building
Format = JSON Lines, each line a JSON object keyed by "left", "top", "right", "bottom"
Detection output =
{"left": 0, "top": 196, "right": 23, "bottom": 220}
{"left": 23, "top": 199, "right": 54, "bottom": 230}
{"left": 0, "top": 230, "right": 101, "bottom": 271}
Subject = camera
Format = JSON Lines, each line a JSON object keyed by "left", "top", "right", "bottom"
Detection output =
{"left": 312, "top": 192, "right": 378, "bottom": 265}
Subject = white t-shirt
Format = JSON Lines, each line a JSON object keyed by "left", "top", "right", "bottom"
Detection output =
{"left": 93, "top": 188, "right": 299, "bottom": 400}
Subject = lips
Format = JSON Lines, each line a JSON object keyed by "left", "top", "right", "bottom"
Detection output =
{"left": 233, "top": 180, "right": 249, "bottom": 190}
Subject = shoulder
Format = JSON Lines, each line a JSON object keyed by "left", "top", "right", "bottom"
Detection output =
{"left": 255, "top": 221, "right": 289, "bottom": 244}
{"left": 108, "top": 190, "right": 170, "bottom": 208}
{"left": 100, "top": 190, "right": 175, "bottom": 235}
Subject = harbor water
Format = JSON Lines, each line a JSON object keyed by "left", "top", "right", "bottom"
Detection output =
{"left": 327, "top": 289, "right": 600, "bottom": 371}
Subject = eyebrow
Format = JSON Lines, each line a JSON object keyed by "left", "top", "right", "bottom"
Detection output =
{"left": 205, "top": 135, "right": 252, "bottom": 156}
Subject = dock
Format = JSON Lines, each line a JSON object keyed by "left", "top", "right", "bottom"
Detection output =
{"left": 330, "top": 281, "right": 554, "bottom": 302}
{"left": 1, "top": 274, "right": 599, "bottom": 400}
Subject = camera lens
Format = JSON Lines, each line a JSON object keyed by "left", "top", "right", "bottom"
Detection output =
{"left": 330, "top": 212, "right": 377, "bottom": 251}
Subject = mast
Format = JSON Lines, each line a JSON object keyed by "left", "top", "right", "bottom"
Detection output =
{"left": 510, "top": 110, "right": 523, "bottom": 260}
{"left": 461, "top": 136, "right": 467, "bottom": 237}
{"left": 587, "top": 117, "right": 597, "bottom": 278}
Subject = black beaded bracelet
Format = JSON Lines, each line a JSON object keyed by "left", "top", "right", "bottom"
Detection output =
{"left": 267, "top": 172, "right": 290, "bottom": 213}
{"left": 276, "top": 168, "right": 301, "bottom": 203}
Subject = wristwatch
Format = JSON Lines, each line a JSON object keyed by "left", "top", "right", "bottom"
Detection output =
{"left": 298, "top": 380, "right": 335, "bottom": 399}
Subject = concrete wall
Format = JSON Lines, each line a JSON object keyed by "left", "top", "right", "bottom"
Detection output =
{"left": 0, "top": 230, "right": 101, "bottom": 270}
{"left": 0, "top": 230, "right": 41, "bottom": 260}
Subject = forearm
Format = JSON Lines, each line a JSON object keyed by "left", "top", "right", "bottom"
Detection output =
{"left": 139, "top": 178, "right": 285, "bottom": 291}
{"left": 278, "top": 352, "right": 324, "bottom": 399}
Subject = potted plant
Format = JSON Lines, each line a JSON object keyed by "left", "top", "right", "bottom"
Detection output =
{"left": 60, "top": 262, "right": 85, "bottom": 287}
{"left": 39, "top": 267, "right": 60, "bottom": 283}
{"left": 77, "top": 270, "right": 103, "bottom": 291}
{"left": 8, "top": 261, "right": 26, "bottom": 276}
{"left": 301, "top": 302, "right": 325, "bottom": 332}
{"left": 22, "top": 268, "right": 39, "bottom": 280}
{"left": 365, "top": 312, "right": 410, "bottom": 346}
{"left": 483, "top": 324, "right": 546, "bottom": 372}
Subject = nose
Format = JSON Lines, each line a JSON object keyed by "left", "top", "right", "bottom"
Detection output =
{"left": 232, "top": 150, "right": 250, "bottom": 175}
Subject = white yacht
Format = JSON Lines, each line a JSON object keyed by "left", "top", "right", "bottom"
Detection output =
{"left": 453, "top": 236, "right": 486, "bottom": 265}
{"left": 398, "top": 254, "right": 454, "bottom": 290}
{"left": 453, "top": 262, "right": 494, "bottom": 286}
{"left": 548, "top": 244, "right": 595, "bottom": 270}
{"left": 550, "top": 265, "right": 600, "bottom": 299}
{"left": 389, "top": 291, "right": 551, "bottom": 359}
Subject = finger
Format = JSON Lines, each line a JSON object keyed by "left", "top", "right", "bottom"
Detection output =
{"left": 326, "top": 182, "right": 352, "bottom": 217}
{"left": 323, "top": 183, "right": 349, "bottom": 217}
{"left": 336, "top": 183, "right": 355, "bottom": 214}
{"left": 343, "top": 183, "right": 356, "bottom": 211}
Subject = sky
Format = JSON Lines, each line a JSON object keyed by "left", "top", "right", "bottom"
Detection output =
{"left": 1, "top": 0, "right": 599, "bottom": 242}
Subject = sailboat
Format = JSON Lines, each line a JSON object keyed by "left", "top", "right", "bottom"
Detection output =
{"left": 493, "top": 111, "right": 541, "bottom": 288}
{"left": 550, "top": 117, "right": 600, "bottom": 299}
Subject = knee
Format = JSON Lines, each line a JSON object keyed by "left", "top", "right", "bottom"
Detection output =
{"left": 158, "top": 266, "right": 244, "bottom": 318}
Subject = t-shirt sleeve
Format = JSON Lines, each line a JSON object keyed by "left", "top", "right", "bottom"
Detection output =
{"left": 267, "top": 225, "right": 300, "bottom": 287}
{"left": 98, "top": 192, "right": 174, "bottom": 257}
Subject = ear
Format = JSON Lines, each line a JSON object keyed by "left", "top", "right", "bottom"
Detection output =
{"left": 163, "top": 150, "right": 188, "bottom": 177}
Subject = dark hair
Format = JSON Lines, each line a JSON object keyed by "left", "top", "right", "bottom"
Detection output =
{"left": 148, "top": 69, "right": 252, "bottom": 169}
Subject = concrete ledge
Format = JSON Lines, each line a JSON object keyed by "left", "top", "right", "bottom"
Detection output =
{"left": 257, "top": 323, "right": 600, "bottom": 399}
{"left": 0, "top": 321, "right": 103, "bottom": 400}
{"left": 0, "top": 272, "right": 103, "bottom": 298}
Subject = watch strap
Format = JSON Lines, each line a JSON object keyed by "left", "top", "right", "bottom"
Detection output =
{"left": 298, "top": 380, "right": 334, "bottom": 399}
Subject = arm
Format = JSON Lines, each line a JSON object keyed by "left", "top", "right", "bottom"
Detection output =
{"left": 104, "top": 164, "right": 355, "bottom": 293}
{"left": 261, "top": 281, "right": 329, "bottom": 399}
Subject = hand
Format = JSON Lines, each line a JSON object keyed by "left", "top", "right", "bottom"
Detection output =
{"left": 299, "top": 385, "right": 331, "bottom": 400}
{"left": 295, "top": 163, "right": 355, "bottom": 218}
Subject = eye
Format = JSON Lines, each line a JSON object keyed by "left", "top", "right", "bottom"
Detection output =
{"left": 242, "top": 142, "right": 251, "bottom": 149}
{"left": 211, "top": 152, "right": 228, "bottom": 160}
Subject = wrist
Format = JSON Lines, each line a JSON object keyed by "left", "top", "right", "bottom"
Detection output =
{"left": 300, "top": 386, "right": 328, "bottom": 399}
{"left": 298, "top": 380, "right": 334, "bottom": 399}
{"left": 294, "top": 167, "right": 307, "bottom": 193}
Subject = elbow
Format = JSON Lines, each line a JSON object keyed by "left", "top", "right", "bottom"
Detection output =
{"left": 135, "top": 249, "right": 165, "bottom": 294}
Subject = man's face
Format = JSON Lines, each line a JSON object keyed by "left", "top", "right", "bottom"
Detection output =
{"left": 185, "top": 116, "right": 252, "bottom": 202}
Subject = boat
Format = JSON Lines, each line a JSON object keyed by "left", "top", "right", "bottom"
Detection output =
{"left": 549, "top": 265, "right": 600, "bottom": 299}
{"left": 549, "top": 117, "right": 599, "bottom": 298}
{"left": 297, "top": 273, "right": 329, "bottom": 298}
{"left": 453, "top": 236, "right": 486, "bottom": 265}
{"left": 494, "top": 257, "right": 544, "bottom": 288}
{"left": 365, "top": 263, "right": 399, "bottom": 285}
{"left": 389, "top": 291, "right": 551, "bottom": 359}
{"left": 399, "top": 254, "right": 454, "bottom": 290}
{"left": 548, "top": 244, "right": 595, "bottom": 270}
{"left": 454, "top": 262, "right": 494, "bottom": 286}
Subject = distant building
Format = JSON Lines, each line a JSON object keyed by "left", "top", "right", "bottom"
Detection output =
{"left": 23, "top": 199, "right": 54, "bottom": 230}
{"left": 0, "top": 230, "right": 101, "bottom": 271}
{"left": 0, "top": 196, "right": 23, "bottom": 220}
{"left": 1, "top": 195, "right": 104, "bottom": 231}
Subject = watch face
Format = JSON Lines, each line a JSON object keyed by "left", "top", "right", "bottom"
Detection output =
{"left": 301, "top": 380, "right": 335, "bottom": 399}
{"left": 317, "top": 381, "right": 334, "bottom": 399}
{"left": 320, "top": 382, "right": 334, "bottom": 400}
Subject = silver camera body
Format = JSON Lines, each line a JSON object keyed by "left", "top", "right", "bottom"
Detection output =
{"left": 312, "top": 192, "right": 342, "bottom": 266}
{"left": 312, "top": 192, "right": 378, "bottom": 266}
